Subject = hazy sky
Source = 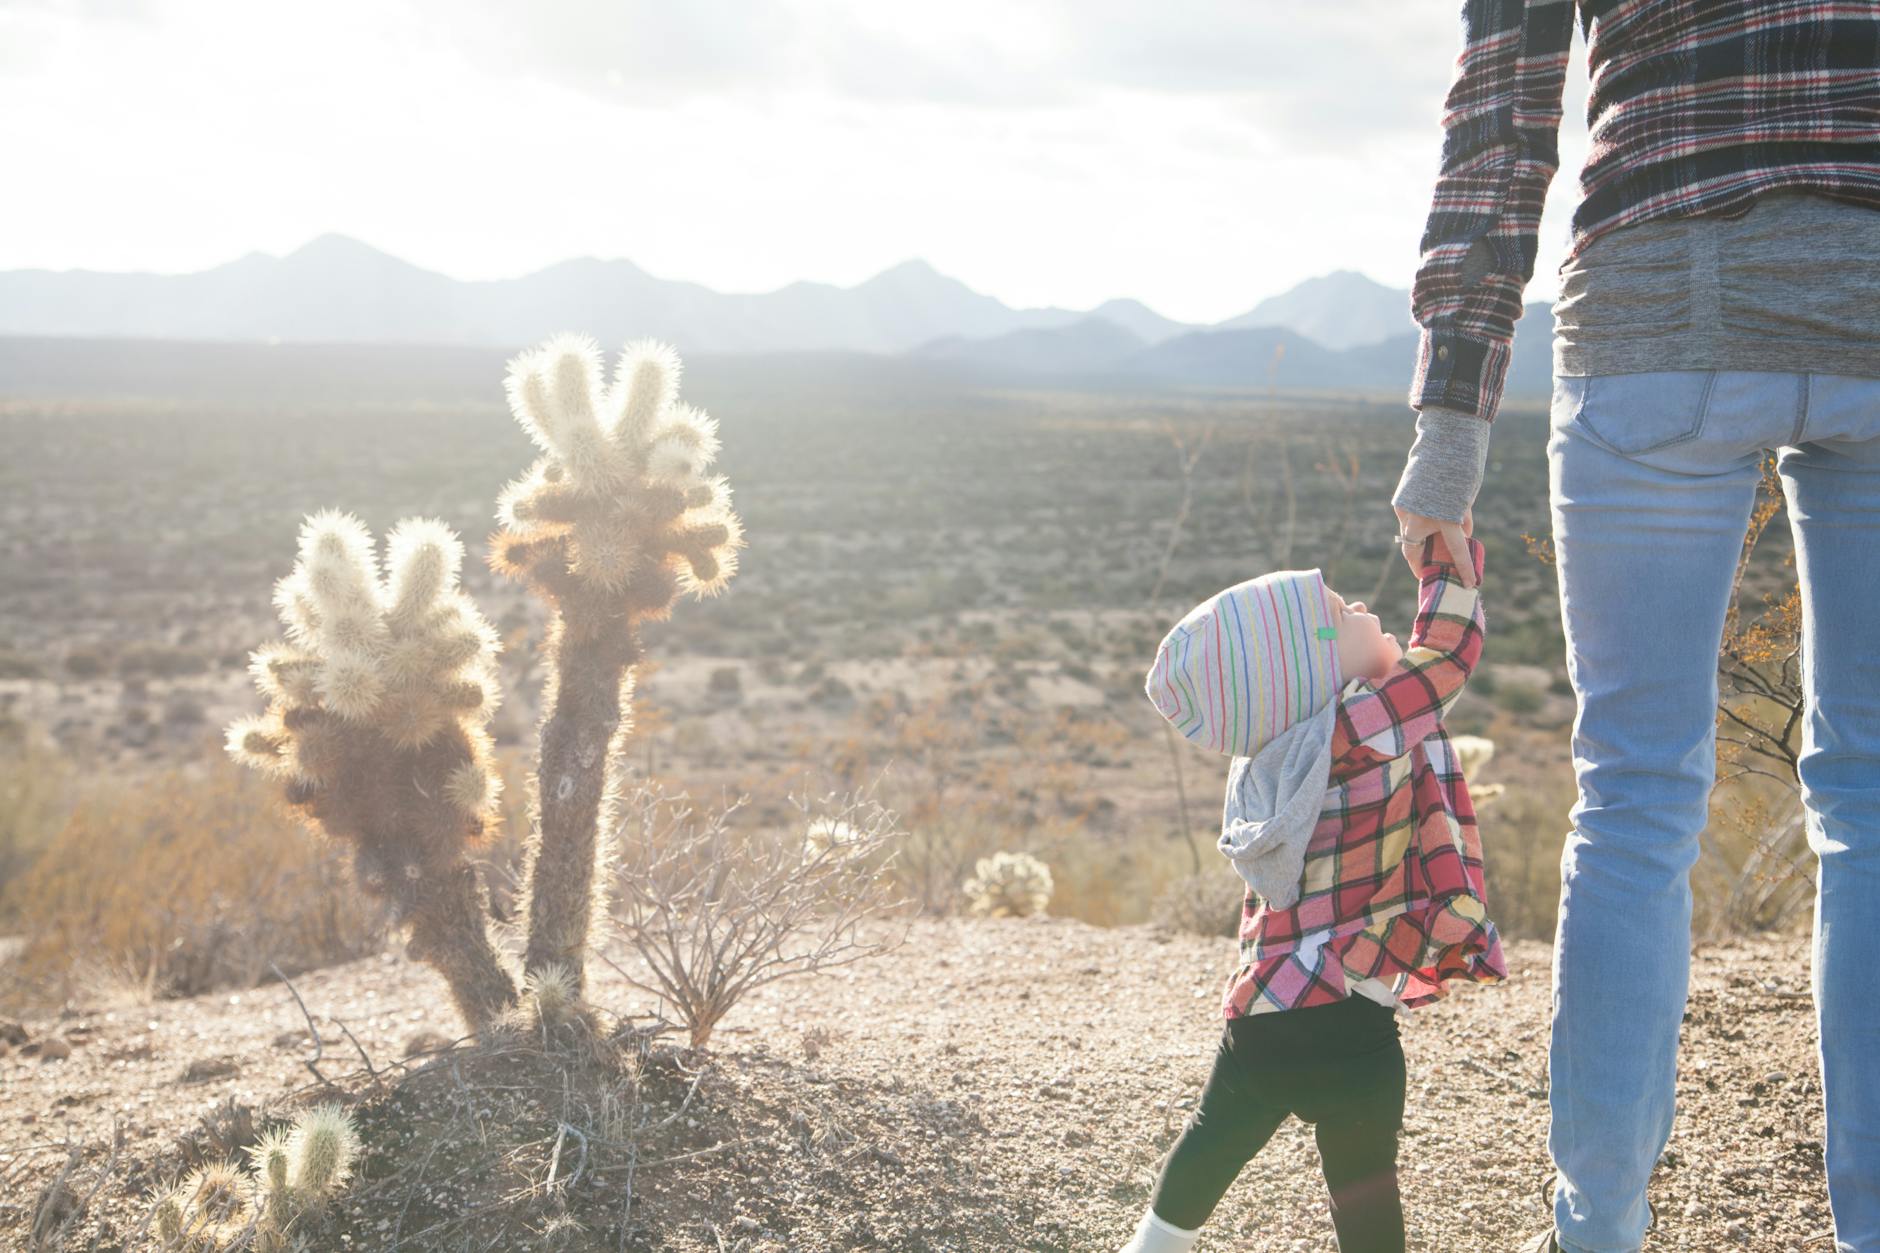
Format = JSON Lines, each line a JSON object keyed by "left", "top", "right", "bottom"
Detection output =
{"left": 0, "top": 0, "right": 1591, "bottom": 324}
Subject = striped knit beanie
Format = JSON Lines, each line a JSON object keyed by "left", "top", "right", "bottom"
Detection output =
{"left": 1144, "top": 569, "right": 1343, "bottom": 758}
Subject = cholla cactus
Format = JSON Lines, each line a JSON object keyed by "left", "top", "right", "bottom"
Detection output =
{"left": 225, "top": 512, "right": 516, "bottom": 1029}
{"left": 962, "top": 851, "right": 1054, "bottom": 918}
{"left": 172, "top": 1159, "right": 251, "bottom": 1247}
{"left": 491, "top": 335, "right": 743, "bottom": 997}
{"left": 1451, "top": 734, "right": 1505, "bottom": 808}
{"left": 224, "top": 1106, "right": 357, "bottom": 1252}
{"left": 285, "top": 1103, "right": 358, "bottom": 1199}
{"left": 245, "top": 1126, "right": 294, "bottom": 1239}
{"left": 802, "top": 817, "right": 863, "bottom": 862}
{"left": 522, "top": 961, "right": 580, "bottom": 1028}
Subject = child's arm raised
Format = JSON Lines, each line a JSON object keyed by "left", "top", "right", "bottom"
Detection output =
{"left": 1330, "top": 534, "right": 1485, "bottom": 772}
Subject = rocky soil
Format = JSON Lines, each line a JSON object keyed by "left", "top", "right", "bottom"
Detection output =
{"left": 0, "top": 918, "right": 1831, "bottom": 1251}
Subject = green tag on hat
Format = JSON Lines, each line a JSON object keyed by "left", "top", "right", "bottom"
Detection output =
{"left": 1315, "top": 626, "right": 1337, "bottom": 641}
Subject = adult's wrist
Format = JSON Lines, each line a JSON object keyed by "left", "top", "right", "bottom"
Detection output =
{"left": 1392, "top": 406, "right": 1489, "bottom": 525}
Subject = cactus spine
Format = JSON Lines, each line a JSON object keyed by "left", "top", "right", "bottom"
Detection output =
{"left": 225, "top": 513, "right": 516, "bottom": 1029}
{"left": 492, "top": 335, "right": 742, "bottom": 996}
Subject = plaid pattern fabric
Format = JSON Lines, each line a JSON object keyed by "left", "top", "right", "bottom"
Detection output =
{"left": 1224, "top": 536, "right": 1508, "bottom": 1019}
{"left": 1411, "top": 0, "right": 1880, "bottom": 421}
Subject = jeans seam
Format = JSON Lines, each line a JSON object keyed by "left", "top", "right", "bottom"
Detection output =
{"left": 1791, "top": 373, "right": 1811, "bottom": 446}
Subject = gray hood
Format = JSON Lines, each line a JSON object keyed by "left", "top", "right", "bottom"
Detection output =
{"left": 1217, "top": 697, "right": 1337, "bottom": 910}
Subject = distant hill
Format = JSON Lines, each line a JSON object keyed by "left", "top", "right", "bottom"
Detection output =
{"left": 0, "top": 236, "right": 1153, "bottom": 357}
{"left": 0, "top": 238, "right": 1556, "bottom": 400}
{"left": 917, "top": 302, "right": 1556, "bottom": 400}
{"left": 916, "top": 318, "right": 1147, "bottom": 376}
{"left": 1219, "top": 268, "right": 1412, "bottom": 351}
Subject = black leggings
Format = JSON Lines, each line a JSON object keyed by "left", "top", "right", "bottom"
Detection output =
{"left": 1148, "top": 995, "right": 1407, "bottom": 1253}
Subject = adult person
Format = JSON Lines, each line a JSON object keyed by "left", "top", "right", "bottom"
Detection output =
{"left": 1389, "top": 3, "right": 1880, "bottom": 1251}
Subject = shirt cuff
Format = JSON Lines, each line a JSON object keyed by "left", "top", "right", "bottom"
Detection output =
{"left": 1408, "top": 327, "right": 1511, "bottom": 422}
{"left": 1392, "top": 406, "right": 1490, "bottom": 524}
{"left": 1416, "top": 534, "right": 1486, "bottom": 584}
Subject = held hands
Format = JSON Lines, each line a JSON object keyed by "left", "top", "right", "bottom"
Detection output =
{"left": 1393, "top": 505, "right": 1476, "bottom": 588}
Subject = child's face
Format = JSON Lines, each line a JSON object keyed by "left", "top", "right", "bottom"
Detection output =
{"left": 1324, "top": 585, "right": 1402, "bottom": 683}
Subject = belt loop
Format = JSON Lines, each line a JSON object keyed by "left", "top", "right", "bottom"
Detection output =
{"left": 1792, "top": 373, "right": 1811, "bottom": 447}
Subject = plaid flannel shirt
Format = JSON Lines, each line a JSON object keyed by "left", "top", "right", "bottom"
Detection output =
{"left": 1223, "top": 536, "right": 1507, "bottom": 1019}
{"left": 1411, "top": 0, "right": 1880, "bottom": 422}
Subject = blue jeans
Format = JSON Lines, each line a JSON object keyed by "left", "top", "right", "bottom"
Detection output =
{"left": 1546, "top": 370, "right": 1880, "bottom": 1253}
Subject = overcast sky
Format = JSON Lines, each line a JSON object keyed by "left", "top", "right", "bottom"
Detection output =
{"left": 0, "top": 0, "right": 1591, "bottom": 324}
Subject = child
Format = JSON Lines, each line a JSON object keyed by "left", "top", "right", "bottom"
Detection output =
{"left": 1123, "top": 532, "right": 1506, "bottom": 1253}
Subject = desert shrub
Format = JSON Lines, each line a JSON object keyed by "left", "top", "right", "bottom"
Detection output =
{"left": 1477, "top": 772, "right": 1577, "bottom": 940}
{"left": 3, "top": 763, "right": 388, "bottom": 1007}
{"left": 1492, "top": 682, "right": 1544, "bottom": 716}
{"left": 117, "top": 642, "right": 208, "bottom": 678}
{"left": 609, "top": 785, "right": 909, "bottom": 1049}
{"left": 810, "top": 675, "right": 853, "bottom": 707}
{"left": 1152, "top": 869, "right": 1245, "bottom": 938}
{"left": 1697, "top": 782, "right": 1815, "bottom": 939}
{"left": 0, "top": 648, "right": 42, "bottom": 679}
{"left": 0, "top": 727, "right": 70, "bottom": 917}
{"left": 62, "top": 649, "right": 108, "bottom": 680}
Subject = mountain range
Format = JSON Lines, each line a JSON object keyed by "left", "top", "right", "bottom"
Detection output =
{"left": 0, "top": 237, "right": 1553, "bottom": 398}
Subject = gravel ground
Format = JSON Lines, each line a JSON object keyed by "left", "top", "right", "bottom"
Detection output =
{"left": 0, "top": 916, "right": 1832, "bottom": 1251}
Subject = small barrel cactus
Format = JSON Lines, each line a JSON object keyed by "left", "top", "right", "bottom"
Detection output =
{"left": 491, "top": 335, "right": 743, "bottom": 998}
{"left": 962, "top": 851, "right": 1054, "bottom": 918}
{"left": 225, "top": 513, "right": 516, "bottom": 1029}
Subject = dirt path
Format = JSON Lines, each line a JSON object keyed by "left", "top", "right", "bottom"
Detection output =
{"left": 0, "top": 917, "right": 1830, "bottom": 1250}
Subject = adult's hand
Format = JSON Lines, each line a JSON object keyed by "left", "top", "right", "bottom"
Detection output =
{"left": 1393, "top": 505, "right": 1476, "bottom": 589}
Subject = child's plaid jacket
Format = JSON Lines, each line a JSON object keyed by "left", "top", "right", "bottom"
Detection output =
{"left": 1223, "top": 535, "right": 1507, "bottom": 1019}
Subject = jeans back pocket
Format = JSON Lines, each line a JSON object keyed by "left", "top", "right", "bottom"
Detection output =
{"left": 1569, "top": 370, "right": 1718, "bottom": 457}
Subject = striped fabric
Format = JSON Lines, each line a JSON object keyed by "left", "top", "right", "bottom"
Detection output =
{"left": 1225, "top": 537, "right": 1507, "bottom": 1019}
{"left": 1411, "top": 0, "right": 1880, "bottom": 422}
{"left": 1145, "top": 570, "right": 1342, "bottom": 760}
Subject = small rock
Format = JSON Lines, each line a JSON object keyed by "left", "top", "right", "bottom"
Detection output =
{"left": 179, "top": 1055, "right": 240, "bottom": 1084}
{"left": 37, "top": 1035, "right": 72, "bottom": 1062}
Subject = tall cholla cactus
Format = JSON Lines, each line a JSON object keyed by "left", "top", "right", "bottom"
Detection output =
{"left": 491, "top": 335, "right": 743, "bottom": 996}
{"left": 226, "top": 512, "right": 517, "bottom": 1028}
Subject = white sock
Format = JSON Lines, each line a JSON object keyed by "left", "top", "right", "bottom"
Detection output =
{"left": 1118, "top": 1206, "right": 1201, "bottom": 1253}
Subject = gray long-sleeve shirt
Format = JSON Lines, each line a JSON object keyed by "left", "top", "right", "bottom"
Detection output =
{"left": 1394, "top": 191, "right": 1880, "bottom": 524}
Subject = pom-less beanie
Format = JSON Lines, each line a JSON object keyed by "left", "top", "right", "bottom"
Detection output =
{"left": 1144, "top": 569, "right": 1343, "bottom": 759}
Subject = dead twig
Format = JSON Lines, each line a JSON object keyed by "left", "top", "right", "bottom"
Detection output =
{"left": 271, "top": 960, "right": 334, "bottom": 1093}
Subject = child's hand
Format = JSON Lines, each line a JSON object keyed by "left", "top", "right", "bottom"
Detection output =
{"left": 1393, "top": 506, "right": 1475, "bottom": 587}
